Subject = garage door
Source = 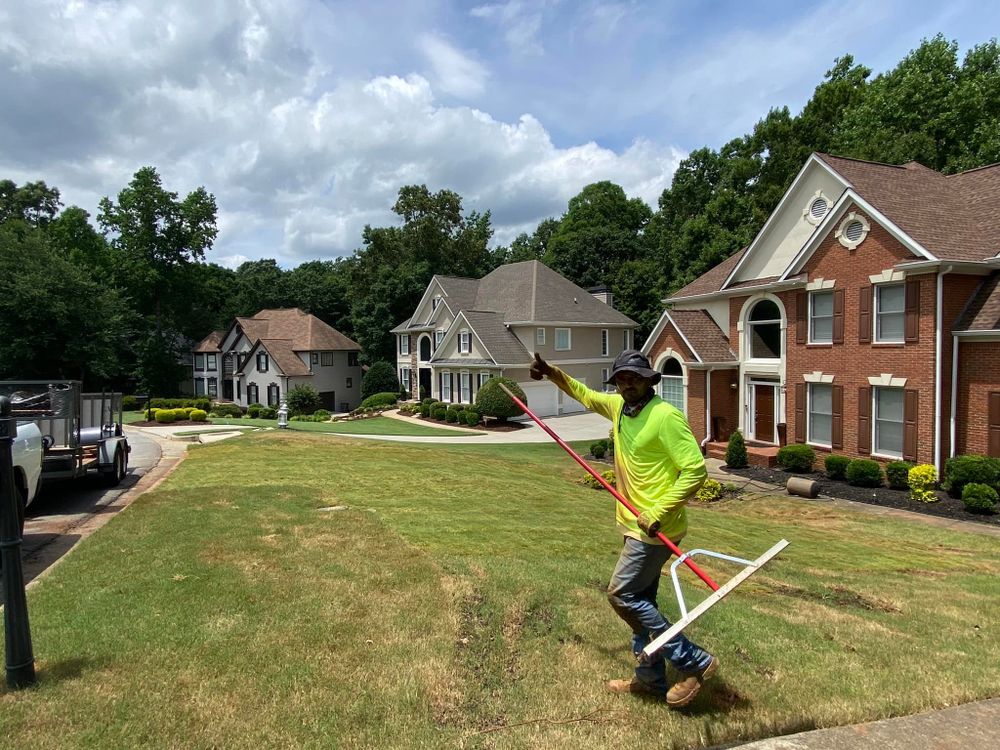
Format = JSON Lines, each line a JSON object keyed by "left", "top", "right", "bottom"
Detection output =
{"left": 519, "top": 381, "right": 558, "bottom": 417}
{"left": 558, "top": 378, "right": 587, "bottom": 414}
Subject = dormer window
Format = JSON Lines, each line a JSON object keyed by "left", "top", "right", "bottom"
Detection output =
{"left": 435, "top": 329, "right": 444, "bottom": 348}
{"left": 256, "top": 353, "right": 268, "bottom": 372}
{"left": 459, "top": 330, "right": 471, "bottom": 354}
{"left": 432, "top": 295, "right": 441, "bottom": 311}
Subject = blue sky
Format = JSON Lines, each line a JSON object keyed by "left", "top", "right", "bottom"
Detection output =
{"left": 0, "top": 1, "right": 995, "bottom": 269}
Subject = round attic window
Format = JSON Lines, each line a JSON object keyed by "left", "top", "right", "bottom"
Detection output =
{"left": 836, "top": 212, "right": 870, "bottom": 250}
{"left": 803, "top": 192, "right": 830, "bottom": 225}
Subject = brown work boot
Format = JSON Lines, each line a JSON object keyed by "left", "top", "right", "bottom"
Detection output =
{"left": 605, "top": 677, "right": 663, "bottom": 697}
{"left": 666, "top": 655, "right": 719, "bottom": 708}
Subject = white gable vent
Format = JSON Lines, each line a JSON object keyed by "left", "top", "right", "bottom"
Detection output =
{"left": 803, "top": 191, "right": 830, "bottom": 225}
{"left": 835, "top": 212, "right": 871, "bottom": 250}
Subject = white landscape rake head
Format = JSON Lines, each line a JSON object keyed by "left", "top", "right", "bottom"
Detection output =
{"left": 498, "top": 383, "right": 789, "bottom": 658}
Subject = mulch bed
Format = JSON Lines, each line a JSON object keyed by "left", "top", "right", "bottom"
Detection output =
{"left": 129, "top": 419, "right": 216, "bottom": 427}
{"left": 725, "top": 464, "right": 1000, "bottom": 527}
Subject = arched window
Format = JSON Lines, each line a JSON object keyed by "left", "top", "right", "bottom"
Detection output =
{"left": 748, "top": 299, "right": 782, "bottom": 359}
{"left": 419, "top": 336, "right": 432, "bottom": 362}
{"left": 659, "top": 358, "right": 685, "bottom": 413}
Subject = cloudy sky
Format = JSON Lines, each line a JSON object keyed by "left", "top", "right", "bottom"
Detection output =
{"left": 1, "top": 1, "right": 995, "bottom": 269}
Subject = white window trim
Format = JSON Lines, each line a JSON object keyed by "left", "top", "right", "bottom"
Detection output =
{"left": 477, "top": 372, "right": 491, "bottom": 388}
{"left": 601, "top": 329, "right": 609, "bottom": 357}
{"left": 536, "top": 328, "right": 545, "bottom": 346}
{"left": 555, "top": 328, "right": 572, "bottom": 351}
{"left": 803, "top": 371, "right": 835, "bottom": 383}
{"left": 874, "top": 283, "right": 905, "bottom": 344}
{"left": 623, "top": 329, "right": 630, "bottom": 350}
{"left": 806, "top": 383, "right": 833, "bottom": 449}
{"left": 440, "top": 371, "right": 452, "bottom": 402}
{"left": 836, "top": 211, "right": 870, "bottom": 250}
{"left": 803, "top": 189, "right": 831, "bottom": 226}
{"left": 434, "top": 329, "right": 445, "bottom": 349}
{"left": 809, "top": 290, "right": 834, "bottom": 344}
{"left": 602, "top": 368, "right": 613, "bottom": 393}
{"left": 459, "top": 329, "right": 471, "bottom": 354}
{"left": 460, "top": 371, "right": 471, "bottom": 403}
{"left": 867, "top": 374, "right": 907, "bottom": 387}
{"left": 400, "top": 335, "right": 409, "bottom": 355}
{"left": 872, "top": 386, "right": 905, "bottom": 459}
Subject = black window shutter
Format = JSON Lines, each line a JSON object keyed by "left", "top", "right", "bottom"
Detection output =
{"left": 796, "top": 292, "right": 807, "bottom": 345}
{"left": 905, "top": 280, "right": 920, "bottom": 343}
{"left": 903, "top": 389, "right": 919, "bottom": 461}
{"left": 795, "top": 383, "right": 806, "bottom": 442}
{"left": 832, "top": 385, "right": 843, "bottom": 449}
{"left": 833, "top": 289, "right": 845, "bottom": 344}
{"left": 859, "top": 287, "right": 871, "bottom": 344}
{"left": 858, "top": 387, "right": 871, "bottom": 453}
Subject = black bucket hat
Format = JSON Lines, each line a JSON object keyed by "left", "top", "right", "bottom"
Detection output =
{"left": 604, "top": 349, "right": 661, "bottom": 385}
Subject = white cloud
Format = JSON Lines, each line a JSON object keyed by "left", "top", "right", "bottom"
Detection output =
{"left": 417, "top": 34, "right": 490, "bottom": 99}
{"left": 471, "top": 1, "right": 546, "bottom": 55}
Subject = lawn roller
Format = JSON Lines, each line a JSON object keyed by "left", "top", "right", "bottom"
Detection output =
{"left": 499, "top": 383, "right": 789, "bottom": 659}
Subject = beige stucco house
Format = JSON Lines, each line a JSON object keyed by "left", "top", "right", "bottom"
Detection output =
{"left": 392, "top": 260, "right": 638, "bottom": 417}
{"left": 193, "top": 308, "right": 362, "bottom": 412}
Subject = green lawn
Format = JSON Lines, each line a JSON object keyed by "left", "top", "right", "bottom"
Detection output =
{"left": 3, "top": 432, "right": 998, "bottom": 749}
{"left": 210, "top": 415, "right": 481, "bottom": 437}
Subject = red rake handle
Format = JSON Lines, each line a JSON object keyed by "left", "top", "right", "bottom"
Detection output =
{"left": 499, "top": 382, "right": 719, "bottom": 591}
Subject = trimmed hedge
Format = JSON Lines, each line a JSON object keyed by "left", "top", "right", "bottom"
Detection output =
{"left": 962, "top": 483, "right": 999, "bottom": 514}
{"left": 360, "top": 392, "right": 399, "bottom": 409}
{"left": 361, "top": 361, "right": 399, "bottom": 400}
{"left": 943, "top": 455, "right": 1000, "bottom": 498}
{"left": 846, "top": 459, "right": 883, "bottom": 487}
{"left": 432, "top": 406, "right": 447, "bottom": 420}
{"left": 475, "top": 377, "right": 526, "bottom": 421}
{"left": 824, "top": 454, "right": 850, "bottom": 480}
{"left": 464, "top": 410, "right": 480, "bottom": 426}
{"left": 189, "top": 409, "right": 208, "bottom": 422}
{"left": 886, "top": 461, "right": 914, "bottom": 490}
{"left": 776, "top": 444, "right": 815, "bottom": 472}
{"left": 211, "top": 403, "right": 243, "bottom": 418}
{"left": 908, "top": 464, "right": 938, "bottom": 503}
{"left": 154, "top": 409, "right": 176, "bottom": 424}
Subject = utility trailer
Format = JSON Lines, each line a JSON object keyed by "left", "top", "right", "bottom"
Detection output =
{"left": 0, "top": 381, "right": 130, "bottom": 487}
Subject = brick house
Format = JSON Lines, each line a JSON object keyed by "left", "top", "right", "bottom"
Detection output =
{"left": 392, "top": 260, "right": 637, "bottom": 417}
{"left": 642, "top": 153, "right": 1000, "bottom": 470}
{"left": 192, "top": 308, "right": 363, "bottom": 412}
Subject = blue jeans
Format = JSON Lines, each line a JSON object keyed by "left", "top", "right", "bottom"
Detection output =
{"left": 607, "top": 536, "right": 713, "bottom": 693}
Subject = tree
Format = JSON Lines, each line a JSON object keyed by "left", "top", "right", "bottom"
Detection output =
{"left": 286, "top": 384, "right": 321, "bottom": 416}
{"left": 0, "top": 179, "right": 62, "bottom": 226}
{"left": 98, "top": 166, "right": 218, "bottom": 334}
{"left": 475, "top": 376, "right": 525, "bottom": 422}
{"left": 361, "top": 361, "right": 399, "bottom": 400}
{"left": 232, "top": 259, "right": 290, "bottom": 317}
{"left": 544, "top": 182, "right": 651, "bottom": 289}
{"left": 285, "top": 259, "right": 354, "bottom": 335}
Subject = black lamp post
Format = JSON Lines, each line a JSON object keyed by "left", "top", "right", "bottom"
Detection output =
{"left": 0, "top": 395, "right": 36, "bottom": 688}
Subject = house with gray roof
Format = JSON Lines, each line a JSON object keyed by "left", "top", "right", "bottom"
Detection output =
{"left": 642, "top": 152, "right": 1000, "bottom": 470}
{"left": 193, "top": 308, "right": 362, "bottom": 412}
{"left": 392, "top": 260, "right": 638, "bottom": 416}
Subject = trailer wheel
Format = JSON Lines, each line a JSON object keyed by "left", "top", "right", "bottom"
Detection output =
{"left": 103, "top": 448, "right": 127, "bottom": 487}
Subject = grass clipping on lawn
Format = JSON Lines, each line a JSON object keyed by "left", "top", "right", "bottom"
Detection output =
{"left": 4, "top": 432, "right": 1000, "bottom": 749}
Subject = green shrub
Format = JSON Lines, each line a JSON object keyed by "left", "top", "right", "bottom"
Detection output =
{"left": 590, "top": 441, "right": 606, "bottom": 459}
{"left": 695, "top": 479, "right": 723, "bottom": 502}
{"left": 422, "top": 398, "right": 435, "bottom": 405}
{"left": 475, "top": 377, "right": 526, "bottom": 422}
{"left": 445, "top": 410, "right": 458, "bottom": 423}
{"left": 360, "top": 392, "right": 399, "bottom": 409}
{"left": 259, "top": 406, "right": 277, "bottom": 419}
{"left": 361, "top": 361, "right": 399, "bottom": 400}
{"left": 189, "top": 409, "right": 208, "bottom": 422}
{"left": 287, "top": 384, "right": 321, "bottom": 416}
{"left": 419, "top": 403, "right": 431, "bottom": 418}
{"left": 145, "top": 407, "right": 159, "bottom": 421}
{"left": 313, "top": 409, "right": 331, "bottom": 420}
{"left": 886, "top": 461, "right": 914, "bottom": 490}
{"left": 247, "top": 403, "right": 263, "bottom": 418}
{"left": 846, "top": 459, "right": 883, "bottom": 487}
{"left": 582, "top": 469, "right": 617, "bottom": 489}
{"left": 464, "top": 411, "right": 480, "bottom": 426}
{"left": 908, "top": 464, "right": 938, "bottom": 503}
{"left": 432, "top": 406, "right": 447, "bottom": 420}
{"left": 725, "top": 430, "right": 748, "bottom": 469}
{"left": 962, "top": 483, "right": 999, "bottom": 514}
{"left": 776, "top": 444, "right": 815, "bottom": 472}
{"left": 448, "top": 403, "right": 466, "bottom": 413}
{"left": 122, "top": 395, "right": 140, "bottom": 411}
{"left": 211, "top": 403, "right": 243, "bottom": 418}
{"left": 824, "top": 454, "right": 850, "bottom": 480}
{"left": 154, "top": 409, "right": 176, "bottom": 424}
{"left": 943, "top": 455, "right": 1000, "bottom": 498}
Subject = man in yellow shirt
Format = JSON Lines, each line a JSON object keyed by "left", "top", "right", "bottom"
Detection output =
{"left": 530, "top": 349, "right": 718, "bottom": 708}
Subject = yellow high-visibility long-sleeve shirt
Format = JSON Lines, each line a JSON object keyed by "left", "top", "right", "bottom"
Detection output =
{"left": 548, "top": 367, "right": 707, "bottom": 543}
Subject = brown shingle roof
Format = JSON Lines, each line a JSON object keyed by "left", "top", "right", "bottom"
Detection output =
{"left": 257, "top": 339, "right": 312, "bottom": 376}
{"left": 193, "top": 330, "right": 225, "bottom": 353}
{"left": 453, "top": 310, "right": 531, "bottom": 365}
{"left": 816, "top": 154, "right": 1000, "bottom": 262}
{"left": 240, "top": 308, "right": 360, "bottom": 351}
{"left": 669, "top": 248, "right": 748, "bottom": 300}
{"left": 954, "top": 273, "right": 1000, "bottom": 331}
{"left": 667, "top": 310, "right": 736, "bottom": 362}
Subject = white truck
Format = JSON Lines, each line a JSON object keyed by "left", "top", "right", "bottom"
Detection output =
{"left": 1, "top": 381, "right": 130, "bottom": 527}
